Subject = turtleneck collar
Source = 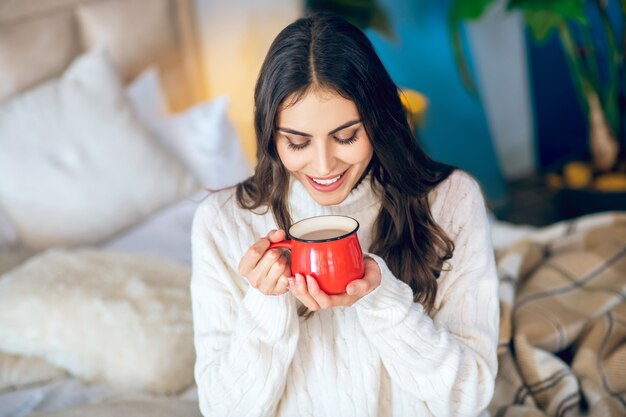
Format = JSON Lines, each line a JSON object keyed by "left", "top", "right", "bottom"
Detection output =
{"left": 287, "top": 173, "right": 382, "bottom": 222}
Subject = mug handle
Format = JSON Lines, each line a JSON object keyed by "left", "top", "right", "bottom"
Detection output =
{"left": 268, "top": 240, "right": 292, "bottom": 250}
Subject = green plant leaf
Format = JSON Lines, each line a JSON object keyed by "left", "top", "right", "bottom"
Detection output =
{"left": 508, "top": 0, "right": 587, "bottom": 21}
{"left": 512, "top": 0, "right": 589, "bottom": 43}
{"left": 449, "top": 0, "right": 498, "bottom": 24}
{"left": 524, "top": 10, "right": 563, "bottom": 41}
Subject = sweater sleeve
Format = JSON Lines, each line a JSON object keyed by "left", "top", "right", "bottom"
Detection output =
{"left": 190, "top": 200, "right": 300, "bottom": 417}
{"left": 354, "top": 175, "right": 499, "bottom": 417}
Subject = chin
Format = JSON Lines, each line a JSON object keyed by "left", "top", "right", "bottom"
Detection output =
{"left": 314, "top": 196, "right": 346, "bottom": 206}
{"left": 308, "top": 187, "right": 351, "bottom": 206}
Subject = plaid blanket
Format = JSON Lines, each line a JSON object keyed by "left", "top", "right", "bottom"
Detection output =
{"left": 489, "top": 212, "right": 626, "bottom": 417}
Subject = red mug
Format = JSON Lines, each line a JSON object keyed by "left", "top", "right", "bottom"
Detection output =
{"left": 269, "top": 215, "right": 364, "bottom": 295}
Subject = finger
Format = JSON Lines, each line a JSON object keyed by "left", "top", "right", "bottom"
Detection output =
{"left": 345, "top": 278, "right": 372, "bottom": 297}
{"left": 364, "top": 257, "right": 380, "bottom": 274}
{"left": 273, "top": 275, "right": 289, "bottom": 295}
{"left": 277, "top": 262, "right": 292, "bottom": 295}
{"left": 305, "top": 275, "right": 333, "bottom": 310}
{"left": 264, "top": 255, "right": 288, "bottom": 293}
{"left": 362, "top": 258, "right": 382, "bottom": 289}
{"left": 267, "top": 229, "right": 287, "bottom": 243}
{"left": 290, "top": 273, "right": 320, "bottom": 311}
{"left": 253, "top": 250, "right": 284, "bottom": 292}
{"left": 283, "top": 263, "right": 292, "bottom": 279}
{"left": 325, "top": 293, "right": 355, "bottom": 307}
{"left": 325, "top": 279, "right": 373, "bottom": 308}
{"left": 238, "top": 238, "right": 271, "bottom": 276}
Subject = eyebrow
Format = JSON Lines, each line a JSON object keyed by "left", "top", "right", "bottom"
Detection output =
{"left": 277, "top": 119, "right": 361, "bottom": 137}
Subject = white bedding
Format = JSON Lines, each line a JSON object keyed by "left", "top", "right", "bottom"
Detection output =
{"left": 103, "top": 190, "right": 209, "bottom": 266}
{"left": 0, "top": 1, "right": 236, "bottom": 415}
{"left": 0, "top": 378, "right": 199, "bottom": 417}
{"left": 0, "top": 144, "right": 210, "bottom": 417}
{"left": 0, "top": 48, "right": 242, "bottom": 417}
{"left": 0, "top": 192, "right": 205, "bottom": 417}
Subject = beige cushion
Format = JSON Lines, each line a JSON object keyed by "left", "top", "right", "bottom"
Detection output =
{"left": 0, "top": 12, "right": 80, "bottom": 103}
{"left": 76, "top": 0, "right": 190, "bottom": 110}
{"left": 0, "top": 249, "right": 195, "bottom": 395}
{"left": 77, "top": 0, "right": 176, "bottom": 81}
{"left": 0, "top": 47, "right": 197, "bottom": 250}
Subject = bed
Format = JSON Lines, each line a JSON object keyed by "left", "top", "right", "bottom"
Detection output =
{"left": 0, "top": 0, "right": 251, "bottom": 415}
{"left": 1, "top": 1, "right": 625, "bottom": 416}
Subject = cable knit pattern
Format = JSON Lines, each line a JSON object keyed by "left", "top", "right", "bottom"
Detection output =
{"left": 191, "top": 170, "right": 499, "bottom": 417}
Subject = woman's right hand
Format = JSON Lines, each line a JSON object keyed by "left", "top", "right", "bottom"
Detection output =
{"left": 238, "top": 229, "right": 291, "bottom": 295}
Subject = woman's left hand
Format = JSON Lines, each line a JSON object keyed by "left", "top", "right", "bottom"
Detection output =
{"left": 288, "top": 257, "right": 381, "bottom": 310}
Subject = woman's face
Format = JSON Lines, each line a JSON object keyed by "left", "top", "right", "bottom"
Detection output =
{"left": 275, "top": 88, "right": 374, "bottom": 206}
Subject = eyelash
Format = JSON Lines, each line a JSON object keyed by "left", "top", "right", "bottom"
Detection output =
{"left": 286, "top": 133, "right": 359, "bottom": 151}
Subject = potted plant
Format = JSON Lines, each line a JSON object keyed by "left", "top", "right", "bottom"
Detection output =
{"left": 307, "top": 0, "right": 626, "bottom": 217}
{"left": 452, "top": 0, "right": 626, "bottom": 218}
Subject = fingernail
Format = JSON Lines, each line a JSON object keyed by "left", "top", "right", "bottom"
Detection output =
{"left": 295, "top": 274, "right": 303, "bottom": 284}
{"left": 288, "top": 278, "right": 295, "bottom": 288}
{"left": 346, "top": 286, "right": 353, "bottom": 296}
{"left": 306, "top": 276, "right": 313, "bottom": 286}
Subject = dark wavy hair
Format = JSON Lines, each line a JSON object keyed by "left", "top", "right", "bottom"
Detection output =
{"left": 236, "top": 13, "right": 455, "bottom": 314}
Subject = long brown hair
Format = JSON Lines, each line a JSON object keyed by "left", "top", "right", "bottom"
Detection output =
{"left": 236, "top": 13, "right": 455, "bottom": 314}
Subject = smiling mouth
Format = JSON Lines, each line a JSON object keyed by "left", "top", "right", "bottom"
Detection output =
{"left": 308, "top": 169, "right": 348, "bottom": 184}
{"left": 311, "top": 174, "right": 342, "bottom": 185}
{"left": 305, "top": 169, "right": 349, "bottom": 192}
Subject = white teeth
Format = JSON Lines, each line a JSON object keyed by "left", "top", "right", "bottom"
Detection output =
{"left": 312, "top": 175, "right": 341, "bottom": 185}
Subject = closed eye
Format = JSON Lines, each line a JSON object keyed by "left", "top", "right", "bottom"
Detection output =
{"left": 286, "top": 138, "right": 310, "bottom": 151}
{"left": 281, "top": 126, "right": 360, "bottom": 151}
{"left": 334, "top": 133, "right": 358, "bottom": 145}
{"left": 334, "top": 127, "right": 360, "bottom": 145}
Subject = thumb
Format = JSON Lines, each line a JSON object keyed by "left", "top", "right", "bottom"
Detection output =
{"left": 267, "top": 229, "right": 287, "bottom": 243}
{"left": 346, "top": 279, "right": 369, "bottom": 297}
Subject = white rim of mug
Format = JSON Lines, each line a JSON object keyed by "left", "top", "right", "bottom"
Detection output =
{"left": 288, "top": 215, "right": 360, "bottom": 243}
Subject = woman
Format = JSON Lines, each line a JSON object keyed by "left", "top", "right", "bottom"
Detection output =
{"left": 191, "top": 13, "right": 499, "bottom": 417}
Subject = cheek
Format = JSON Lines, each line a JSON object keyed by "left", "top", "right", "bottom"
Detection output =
{"left": 276, "top": 143, "right": 308, "bottom": 172}
{"left": 342, "top": 140, "right": 373, "bottom": 165}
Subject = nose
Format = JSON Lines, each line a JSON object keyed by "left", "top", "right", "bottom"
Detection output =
{"left": 313, "top": 141, "right": 336, "bottom": 176}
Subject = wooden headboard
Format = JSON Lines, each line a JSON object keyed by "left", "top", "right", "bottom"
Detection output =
{"left": 0, "top": 0, "right": 206, "bottom": 111}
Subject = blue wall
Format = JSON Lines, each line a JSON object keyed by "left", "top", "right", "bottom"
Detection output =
{"left": 526, "top": 32, "right": 587, "bottom": 170}
{"left": 366, "top": 0, "right": 507, "bottom": 203}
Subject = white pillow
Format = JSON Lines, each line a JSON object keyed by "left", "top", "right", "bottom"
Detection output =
{"left": 0, "top": 249, "right": 194, "bottom": 395}
{"left": 125, "top": 67, "right": 168, "bottom": 120}
{"left": 103, "top": 190, "right": 207, "bottom": 266}
{"left": 0, "top": 48, "right": 198, "bottom": 250}
{"left": 126, "top": 68, "right": 252, "bottom": 190}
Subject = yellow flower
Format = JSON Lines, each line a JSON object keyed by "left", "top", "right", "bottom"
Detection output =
{"left": 399, "top": 89, "right": 428, "bottom": 131}
{"left": 563, "top": 161, "right": 592, "bottom": 189}
{"left": 595, "top": 173, "right": 626, "bottom": 192}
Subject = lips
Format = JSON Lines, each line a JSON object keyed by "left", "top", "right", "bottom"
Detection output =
{"left": 312, "top": 174, "right": 341, "bottom": 185}
{"left": 306, "top": 169, "right": 349, "bottom": 192}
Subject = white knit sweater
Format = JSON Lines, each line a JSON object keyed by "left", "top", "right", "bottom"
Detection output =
{"left": 191, "top": 170, "right": 499, "bottom": 417}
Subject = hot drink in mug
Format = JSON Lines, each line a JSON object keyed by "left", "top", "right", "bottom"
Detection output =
{"left": 269, "top": 215, "right": 364, "bottom": 295}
